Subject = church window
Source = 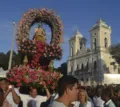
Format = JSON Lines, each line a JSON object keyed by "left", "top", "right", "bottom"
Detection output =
{"left": 72, "top": 47, "right": 74, "bottom": 56}
{"left": 71, "top": 44, "right": 74, "bottom": 56}
{"left": 81, "top": 63, "right": 84, "bottom": 70}
{"left": 80, "top": 41, "right": 82, "bottom": 49}
{"left": 94, "top": 61, "right": 97, "bottom": 70}
{"left": 77, "top": 64, "right": 79, "bottom": 70}
{"left": 86, "top": 62, "right": 89, "bottom": 70}
{"left": 87, "top": 78, "right": 89, "bottom": 81}
{"left": 71, "top": 66, "right": 73, "bottom": 72}
{"left": 104, "top": 38, "right": 108, "bottom": 48}
{"left": 81, "top": 78, "right": 83, "bottom": 81}
{"left": 94, "top": 38, "right": 97, "bottom": 50}
{"left": 104, "top": 32, "right": 107, "bottom": 35}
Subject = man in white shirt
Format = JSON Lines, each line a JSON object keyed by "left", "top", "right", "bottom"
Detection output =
{"left": 93, "top": 86, "right": 104, "bottom": 107}
{"left": 20, "top": 86, "right": 50, "bottom": 107}
{"left": 0, "top": 78, "right": 21, "bottom": 107}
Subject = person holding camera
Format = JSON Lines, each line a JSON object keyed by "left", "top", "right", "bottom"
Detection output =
{"left": 0, "top": 78, "right": 21, "bottom": 107}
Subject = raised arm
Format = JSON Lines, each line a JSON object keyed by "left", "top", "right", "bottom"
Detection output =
{"left": 45, "top": 88, "right": 51, "bottom": 100}
{"left": 11, "top": 86, "right": 21, "bottom": 104}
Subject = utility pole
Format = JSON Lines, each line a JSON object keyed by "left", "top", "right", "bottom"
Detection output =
{"left": 8, "top": 22, "right": 17, "bottom": 70}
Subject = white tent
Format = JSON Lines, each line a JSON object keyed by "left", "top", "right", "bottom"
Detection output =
{"left": 0, "top": 70, "right": 9, "bottom": 78}
{"left": 104, "top": 74, "right": 120, "bottom": 84}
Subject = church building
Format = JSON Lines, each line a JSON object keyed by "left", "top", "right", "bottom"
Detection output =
{"left": 67, "top": 19, "right": 120, "bottom": 85}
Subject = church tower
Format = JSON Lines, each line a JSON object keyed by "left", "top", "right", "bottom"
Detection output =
{"left": 90, "top": 19, "right": 112, "bottom": 51}
{"left": 69, "top": 29, "right": 83, "bottom": 56}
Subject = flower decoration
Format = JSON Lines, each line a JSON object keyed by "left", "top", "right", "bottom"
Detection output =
{"left": 7, "top": 65, "right": 62, "bottom": 90}
{"left": 44, "top": 44, "right": 62, "bottom": 60}
{"left": 7, "top": 8, "right": 64, "bottom": 91}
{"left": 30, "top": 41, "right": 46, "bottom": 69}
{"left": 17, "top": 39, "right": 36, "bottom": 55}
{"left": 17, "top": 8, "right": 63, "bottom": 45}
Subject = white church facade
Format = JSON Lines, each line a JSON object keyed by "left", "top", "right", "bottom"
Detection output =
{"left": 67, "top": 19, "right": 120, "bottom": 85}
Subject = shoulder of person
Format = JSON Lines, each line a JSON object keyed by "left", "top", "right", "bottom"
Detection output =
{"left": 50, "top": 101, "right": 65, "bottom": 107}
{"left": 19, "top": 93, "right": 29, "bottom": 100}
{"left": 37, "top": 95, "right": 47, "bottom": 98}
{"left": 108, "top": 100, "right": 116, "bottom": 107}
{"left": 72, "top": 101, "right": 80, "bottom": 107}
{"left": 87, "top": 101, "right": 92, "bottom": 106}
{"left": 36, "top": 95, "right": 47, "bottom": 101}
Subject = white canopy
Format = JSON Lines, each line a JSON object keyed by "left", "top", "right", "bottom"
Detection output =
{"left": 104, "top": 74, "right": 120, "bottom": 84}
{"left": 0, "top": 70, "right": 9, "bottom": 78}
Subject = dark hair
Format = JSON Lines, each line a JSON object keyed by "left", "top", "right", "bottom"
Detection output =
{"left": 95, "top": 86, "right": 103, "bottom": 97}
{"left": 102, "top": 88, "right": 111, "bottom": 98}
{"left": 57, "top": 75, "right": 78, "bottom": 97}
{"left": 29, "top": 86, "right": 37, "bottom": 92}
{"left": 0, "top": 78, "right": 9, "bottom": 83}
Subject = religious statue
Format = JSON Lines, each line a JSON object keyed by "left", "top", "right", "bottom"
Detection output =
{"left": 33, "top": 23, "right": 46, "bottom": 43}
{"left": 23, "top": 55, "right": 28, "bottom": 66}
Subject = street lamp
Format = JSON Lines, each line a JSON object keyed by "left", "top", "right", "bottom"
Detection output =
{"left": 8, "top": 22, "right": 17, "bottom": 70}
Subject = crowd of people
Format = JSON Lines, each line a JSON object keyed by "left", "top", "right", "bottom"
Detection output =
{"left": 0, "top": 76, "right": 120, "bottom": 107}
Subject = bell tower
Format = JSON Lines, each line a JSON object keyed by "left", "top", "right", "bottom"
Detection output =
{"left": 90, "top": 19, "right": 112, "bottom": 51}
{"left": 69, "top": 29, "right": 83, "bottom": 56}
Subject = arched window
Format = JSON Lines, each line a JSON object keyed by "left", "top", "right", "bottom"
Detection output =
{"left": 104, "top": 38, "right": 108, "bottom": 48}
{"left": 81, "top": 63, "right": 84, "bottom": 70}
{"left": 71, "top": 66, "right": 73, "bottom": 72}
{"left": 77, "top": 64, "right": 79, "bottom": 70}
{"left": 86, "top": 62, "right": 89, "bottom": 70}
{"left": 94, "top": 61, "right": 97, "bottom": 70}
{"left": 71, "top": 46, "right": 74, "bottom": 56}
{"left": 81, "top": 78, "right": 83, "bottom": 81}
{"left": 80, "top": 41, "right": 82, "bottom": 50}
{"left": 94, "top": 38, "right": 97, "bottom": 50}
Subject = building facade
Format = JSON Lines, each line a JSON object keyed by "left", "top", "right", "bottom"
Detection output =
{"left": 67, "top": 19, "right": 120, "bottom": 85}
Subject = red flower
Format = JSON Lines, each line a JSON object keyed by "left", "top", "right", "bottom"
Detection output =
{"left": 16, "top": 83, "right": 22, "bottom": 87}
{"left": 16, "top": 79, "right": 20, "bottom": 83}
{"left": 9, "top": 78, "right": 14, "bottom": 82}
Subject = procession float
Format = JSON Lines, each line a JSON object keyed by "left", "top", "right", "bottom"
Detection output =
{"left": 7, "top": 8, "right": 64, "bottom": 94}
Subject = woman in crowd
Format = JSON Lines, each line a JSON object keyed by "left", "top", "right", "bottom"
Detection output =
{"left": 74, "top": 88, "right": 92, "bottom": 107}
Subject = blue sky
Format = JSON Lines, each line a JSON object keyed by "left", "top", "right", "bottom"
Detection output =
{"left": 0, "top": 0, "right": 120, "bottom": 67}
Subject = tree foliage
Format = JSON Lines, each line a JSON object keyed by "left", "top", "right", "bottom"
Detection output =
{"left": 109, "top": 43, "right": 120, "bottom": 64}
{"left": 0, "top": 51, "right": 21, "bottom": 70}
